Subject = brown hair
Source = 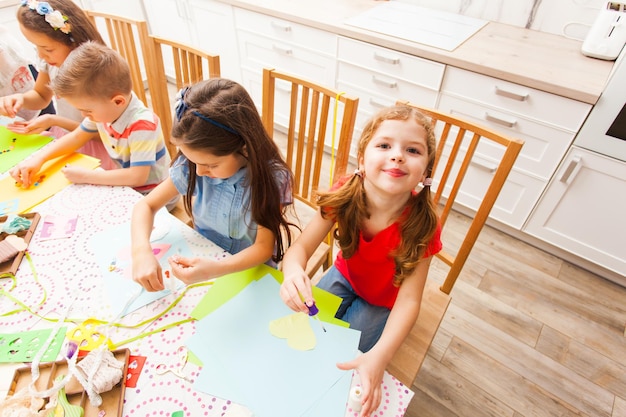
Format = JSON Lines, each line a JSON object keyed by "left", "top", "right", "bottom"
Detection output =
{"left": 318, "top": 105, "right": 439, "bottom": 286}
{"left": 18, "top": 0, "right": 104, "bottom": 47}
{"left": 51, "top": 41, "right": 132, "bottom": 98}
{"left": 171, "top": 78, "right": 293, "bottom": 263}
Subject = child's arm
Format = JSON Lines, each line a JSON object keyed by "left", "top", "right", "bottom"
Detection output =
{"left": 9, "top": 126, "right": 93, "bottom": 187}
{"left": 280, "top": 210, "right": 335, "bottom": 312}
{"left": 131, "top": 178, "right": 180, "bottom": 292}
{"left": 338, "top": 257, "right": 432, "bottom": 417}
{"left": 0, "top": 72, "right": 54, "bottom": 117}
{"left": 8, "top": 114, "right": 80, "bottom": 135}
{"left": 62, "top": 164, "right": 150, "bottom": 187}
{"left": 168, "top": 224, "right": 277, "bottom": 285}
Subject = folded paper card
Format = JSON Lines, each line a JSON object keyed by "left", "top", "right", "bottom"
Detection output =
{"left": 0, "top": 125, "right": 53, "bottom": 173}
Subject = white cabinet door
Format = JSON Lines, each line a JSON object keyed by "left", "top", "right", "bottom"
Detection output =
{"left": 141, "top": 0, "right": 192, "bottom": 43}
{"left": 189, "top": 0, "right": 240, "bottom": 83}
{"left": 524, "top": 146, "right": 626, "bottom": 277}
{"left": 82, "top": 0, "right": 144, "bottom": 19}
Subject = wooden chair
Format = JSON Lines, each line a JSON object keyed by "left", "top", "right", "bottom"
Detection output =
{"left": 387, "top": 102, "right": 524, "bottom": 387}
{"left": 261, "top": 68, "right": 359, "bottom": 278}
{"left": 85, "top": 11, "right": 153, "bottom": 107}
{"left": 148, "top": 35, "right": 221, "bottom": 158}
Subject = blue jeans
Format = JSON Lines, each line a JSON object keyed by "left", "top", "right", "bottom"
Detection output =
{"left": 317, "top": 266, "right": 391, "bottom": 352}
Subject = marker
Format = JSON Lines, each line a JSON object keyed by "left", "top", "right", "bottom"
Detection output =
{"left": 307, "top": 301, "right": 326, "bottom": 332}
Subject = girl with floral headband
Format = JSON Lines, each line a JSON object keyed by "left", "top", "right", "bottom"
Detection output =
{"left": 0, "top": 0, "right": 114, "bottom": 169}
{"left": 280, "top": 105, "right": 442, "bottom": 417}
{"left": 131, "top": 79, "right": 294, "bottom": 292}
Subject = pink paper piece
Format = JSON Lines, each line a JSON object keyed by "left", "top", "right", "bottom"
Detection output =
{"left": 39, "top": 215, "right": 78, "bottom": 241}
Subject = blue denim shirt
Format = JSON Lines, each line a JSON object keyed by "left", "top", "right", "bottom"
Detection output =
{"left": 170, "top": 156, "right": 291, "bottom": 255}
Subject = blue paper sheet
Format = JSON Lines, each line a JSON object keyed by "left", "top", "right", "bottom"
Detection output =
{"left": 186, "top": 274, "right": 361, "bottom": 417}
{"left": 90, "top": 209, "right": 191, "bottom": 317}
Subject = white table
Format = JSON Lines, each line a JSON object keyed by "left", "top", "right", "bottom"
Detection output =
{"left": 0, "top": 183, "right": 413, "bottom": 416}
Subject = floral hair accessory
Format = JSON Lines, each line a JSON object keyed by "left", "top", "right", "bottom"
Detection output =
{"left": 21, "top": 0, "right": 72, "bottom": 35}
{"left": 422, "top": 177, "right": 433, "bottom": 187}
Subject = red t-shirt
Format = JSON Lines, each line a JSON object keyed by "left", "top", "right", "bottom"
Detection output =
{"left": 334, "top": 218, "right": 442, "bottom": 310}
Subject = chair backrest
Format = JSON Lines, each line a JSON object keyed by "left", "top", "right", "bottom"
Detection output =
{"left": 261, "top": 68, "right": 358, "bottom": 273}
{"left": 85, "top": 10, "right": 153, "bottom": 107}
{"left": 148, "top": 35, "right": 221, "bottom": 158}
{"left": 386, "top": 101, "right": 523, "bottom": 386}
{"left": 261, "top": 68, "right": 359, "bottom": 209}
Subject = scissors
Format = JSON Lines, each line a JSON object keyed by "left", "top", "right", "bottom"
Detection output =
{"left": 155, "top": 346, "right": 191, "bottom": 382}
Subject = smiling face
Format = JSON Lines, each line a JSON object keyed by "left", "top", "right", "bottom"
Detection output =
{"left": 178, "top": 143, "right": 248, "bottom": 179}
{"left": 20, "top": 24, "right": 73, "bottom": 67}
{"left": 360, "top": 118, "right": 430, "bottom": 197}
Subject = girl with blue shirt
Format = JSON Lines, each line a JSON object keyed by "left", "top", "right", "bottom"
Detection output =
{"left": 131, "top": 79, "right": 293, "bottom": 292}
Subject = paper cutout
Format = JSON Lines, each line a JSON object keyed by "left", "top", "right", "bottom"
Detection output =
{"left": 0, "top": 152, "right": 100, "bottom": 214}
{"left": 269, "top": 312, "right": 316, "bottom": 351}
{"left": 0, "top": 328, "right": 66, "bottom": 363}
{"left": 39, "top": 214, "right": 78, "bottom": 241}
{"left": 66, "top": 318, "right": 113, "bottom": 351}
{"left": 125, "top": 355, "right": 146, "bottom": 388}
{"left": 187, "top": 274, "right": 361, "bottom": 417}
{"left": 91, "top": 209, "right": 193, "bottom": 317}
{"left": 0, "top": 125, "right": 53, "bottom": 173}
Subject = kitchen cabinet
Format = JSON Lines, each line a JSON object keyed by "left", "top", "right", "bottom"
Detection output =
{"left": 437, "top": 67, "right": 592, "bottom": 229}
{"left": 524, "top": 146, "right": 626, "bottom": 279}
{"left": 140, "top": 0, "right": 192, "bottom": 44}
{"left": 188, "top": 0, "right": 240, "bottom": 83}
{"left": 336, "top": 36, "right": 445, "bottom": 157}
{"left": 81, "top": 0, "right": 144, "bottom": 20}
{"left": 234, "top": 7, "right": 337, "bottom": 124}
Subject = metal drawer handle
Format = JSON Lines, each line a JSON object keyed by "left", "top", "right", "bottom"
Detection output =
{"left": 470, "top": 158, "right": 498, "bottom": 173}
{"left": 559, "top": 155, "right": 582, "bottom": 184}
{"left": 372, "top": 75, "right": 398, "bottom": 89}
{"left": 271, "top": 21, "right": 292, "bottom": 32}
{"left": 495, "top": 86, "right": 528, "bottom": 101}
{"left": 272, "top": 44, "right": 293, "bottom": 55}
{"left": 373, "top": 52, "right": 400, "bottom": 65}
{"left": 369, "top": 97, "right": 394, "bottom": 108}
{"left": 485, "top": 112, "right": 517, "bottom": 128}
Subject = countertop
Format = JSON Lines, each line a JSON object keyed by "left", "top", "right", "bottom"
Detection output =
{"left": 218, "top": 0, "right": 615, "bottom": 104}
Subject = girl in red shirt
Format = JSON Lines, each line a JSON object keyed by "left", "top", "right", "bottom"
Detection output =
{"left": 280, "top": 105, "right": 442, "bottom": 417}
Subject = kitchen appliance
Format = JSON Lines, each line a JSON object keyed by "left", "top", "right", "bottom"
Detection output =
{"left": 574, "top": 51, "right": 626, "bottom": 160}
{"left": 581, "top": 1, "right": 626, "bottom": 60}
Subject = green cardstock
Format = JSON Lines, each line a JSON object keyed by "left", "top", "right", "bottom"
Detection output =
{"left": 0, "top": 327, "right": 66, "bottom": 363}
{"left": 0, "top": 126, "right": 53, "bottom": 173}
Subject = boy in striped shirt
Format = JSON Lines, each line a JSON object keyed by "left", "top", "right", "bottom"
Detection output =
{"left": 10, "top": 41, "right": 170, "bottom": 194}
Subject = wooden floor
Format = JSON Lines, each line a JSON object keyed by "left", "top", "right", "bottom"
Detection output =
{"left": 405, "top": 210, "right": 626, "bottom": 417}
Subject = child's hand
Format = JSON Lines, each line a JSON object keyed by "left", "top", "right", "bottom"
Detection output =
{"left": 279, "top": 269, "right": 314, "bottom": 314}
{"left": 0, "top": 94, "right": 24, "bottom": 118}
{"left": 337, "top": 351, "right": 386, "bottom": 417}
{"left": 168, "top": 255, "right": 212, "bottom": 285}
{"left": 8, "top": 115, "right": 52, "bottom": 135}
{"left": 132, "top": 250, "right": 164, "bottom": 292}
{"left": 9, "top": 156, "right": 44, "bottom": 188}
{"left": 62, "top": 165, "right": 92, "bottom": 184}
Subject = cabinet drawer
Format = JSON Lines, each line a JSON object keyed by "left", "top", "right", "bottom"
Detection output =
{"left": 237, "top": 31, "right": 336, "bottom": 87}
{"left": 338, "top": 37, "right": 445, "bottom": 90}
{"left": 337, "top": 62, "right": 440, "bottom": 106}
{"left": 442, "top": 67, "right": 591, "bottom": 131}
{"left": 438, "top": 94, "right": 574, "bottom": 181}
{"left": 235, "top": 7, "right": 336, "bottom": 56}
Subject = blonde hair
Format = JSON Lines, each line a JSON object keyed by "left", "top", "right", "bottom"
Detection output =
{"left": 51, "top": 41, "right": 132, "bottom": 99}
{"left": 318, "top": 105, "right": 439, "bottom": 286}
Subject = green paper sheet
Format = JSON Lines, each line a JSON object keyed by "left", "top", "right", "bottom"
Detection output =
{"left": 0, "top": 126, "right": 53, "bottom": 173}
{"left": 0, "top": 327, "right": 66, "bottom": 363}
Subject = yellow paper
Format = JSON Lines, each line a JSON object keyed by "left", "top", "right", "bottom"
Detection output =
{"left": 269, "top": 312, "right": 316, "bottom": 351}
{"left": 0, "top": 152, "right": 100, "bottom": 214}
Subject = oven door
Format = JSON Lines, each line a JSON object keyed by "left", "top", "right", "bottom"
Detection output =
{"left": 575, "top": 55, "right": 626, "bottom": 162}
